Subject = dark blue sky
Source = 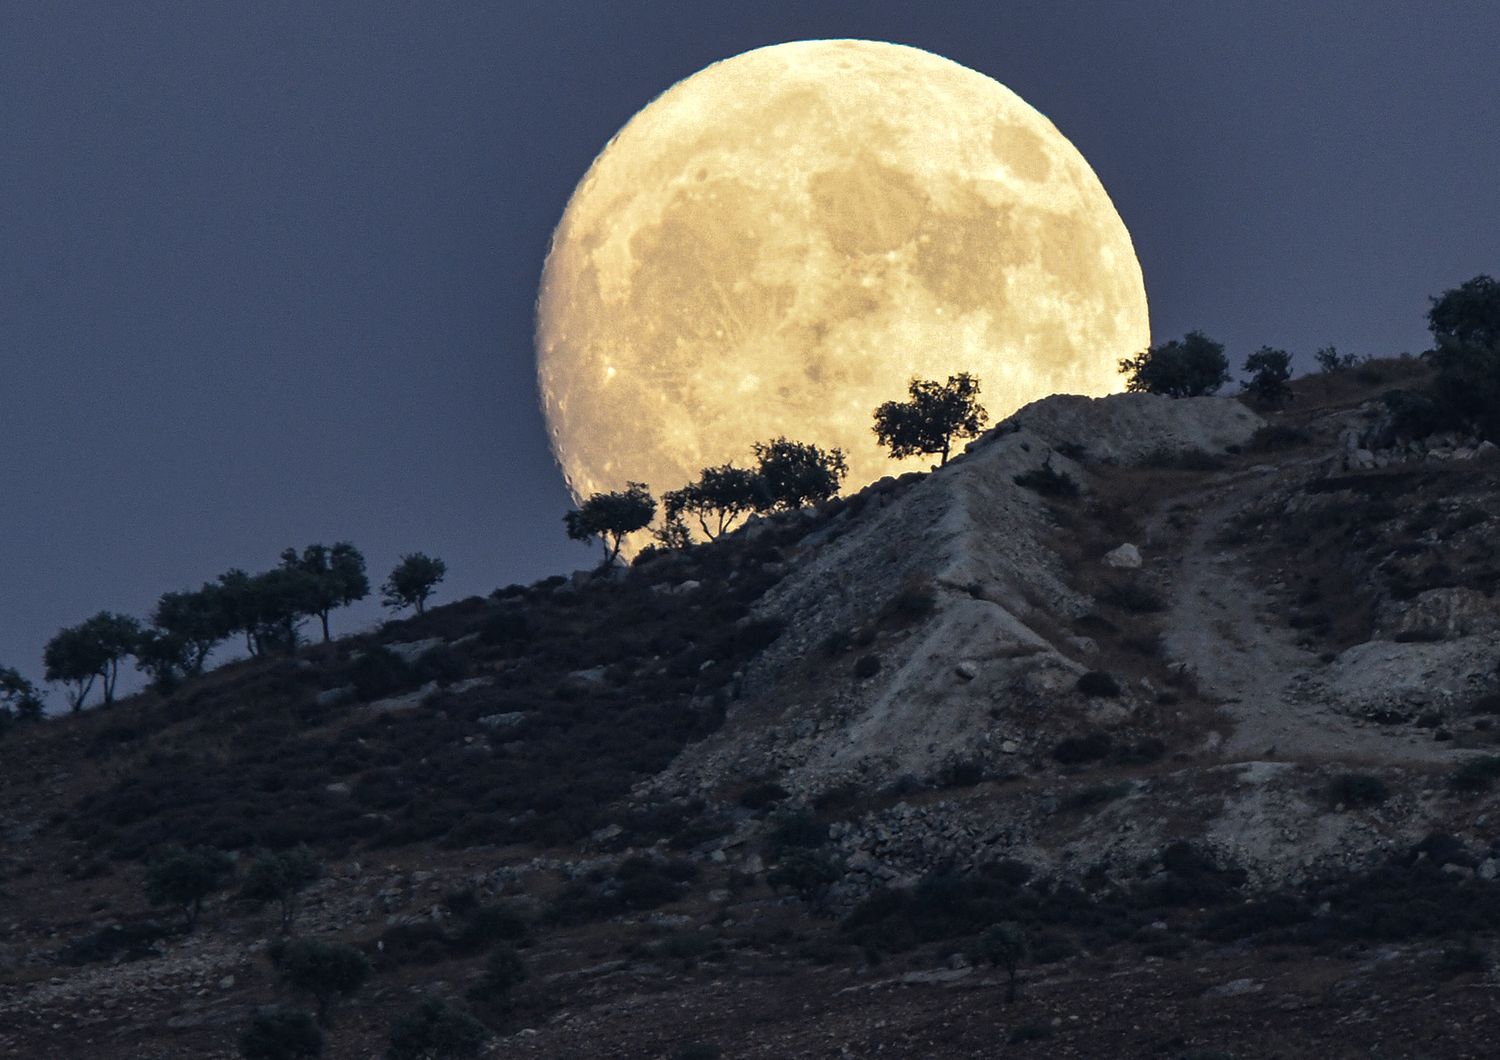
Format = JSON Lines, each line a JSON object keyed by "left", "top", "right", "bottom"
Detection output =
{"left": 3, "top": 1, "right": 1498, "bottom": 693}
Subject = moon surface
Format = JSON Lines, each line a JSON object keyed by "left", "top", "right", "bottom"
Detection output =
{"left": 537, "top": 39, "right": 1149, "bottom": 514}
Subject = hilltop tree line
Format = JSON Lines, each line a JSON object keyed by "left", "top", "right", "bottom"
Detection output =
{"left": 564, "top": 373, "right": 989, "bottom": 562}
{"left": 1, "top": 545, "right": 448, "bottom": 720}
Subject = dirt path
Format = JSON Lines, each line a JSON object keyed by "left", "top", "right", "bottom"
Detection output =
{"left": 1158, "top": 467, "right": 1456, "bottom": 765}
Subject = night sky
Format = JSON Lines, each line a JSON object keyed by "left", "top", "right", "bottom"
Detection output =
{"left": 4, "top": 1, "right": 1498, "bottom": 696}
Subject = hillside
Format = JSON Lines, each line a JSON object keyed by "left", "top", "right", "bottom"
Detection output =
{"left": 4, "top": 358, "right": 1500, "bottom": 1059}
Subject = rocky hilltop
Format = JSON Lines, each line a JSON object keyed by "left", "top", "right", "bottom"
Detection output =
{"left": 3, "top": 358, "right": 1500, "bottom": 1059}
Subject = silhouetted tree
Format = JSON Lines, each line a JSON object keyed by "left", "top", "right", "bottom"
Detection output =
{"left": 751, "top": 438, "right": 847, "bottom": 511}
{"left": 279, "top": 543, "right": 370, "bottom": 642}
{"left": 564, "top": 482, "right": 657, "bottom": 563}
{"left": 387, "top": 997, "right": 488, "bottom": 1060}
{"left": 239, "top": 1007, "right": 324, "bottom": 1060}
{"left": 134, "top": 628, "right": 193, "bottom": 694}
{"left": 1314, "top": 345, "right": 1361, "bottom": 373}
{"left": 1428, "top": 274, "right": 1500, "bottom": 440}
{"left": 270, "top": 939, "right": 372, "bottom": 1025}
{"left": 663, "top": 464, "right": 762, "bottom": 540}
{"left": 1119, "top": 331, "right": 1229, "bottom": 397}
{"left": 248, "top": 567, "right": 321, "bottom": 654}
{"left": 1241, "top": 346, "right": 1293, "bottom": 407}
{"left": 152, "top": 585, "right": 230, "bottom": 673}
{"left": 0, "top": 666, "right": 44, "bottom": 722}
{"left": 43, "top": 611, "right": 140, "bottom": 710}
{"left": 382, "top": 553, "right": 447, "bottom": 614}
{"left": 872, "top": 372, "right": 989, "bottom": 466}
{"left": 216, "top": 569, "right": 263, "bottom": 656}
{"left": 145, "top": 846, "right": 234, "bottom": 930}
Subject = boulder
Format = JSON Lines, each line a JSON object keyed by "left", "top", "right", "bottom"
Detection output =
{"left": 1103, "top": 543, "right": 1142, "bottom": 569}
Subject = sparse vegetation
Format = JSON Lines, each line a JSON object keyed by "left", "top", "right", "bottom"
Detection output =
{"left": 144, "top": 846, "right": 234, "bottom": 930}
{"left": 1013, "top": 463, "right": 1080, "bottom": 498}
{"left": 269, "top": 939, "right": 372, "bottom": 1024}
{"left": 386, "top": 997, "right": 488, "bottom": 1060}
{"left": 239, "top": 1008, "right": 324, "bottom": 1060}
{"left": 1326, "top": 773, "right": 1390, "bottom": 808}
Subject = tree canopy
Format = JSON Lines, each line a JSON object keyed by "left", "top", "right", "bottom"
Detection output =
{"left": 1427, "top": 274, "right": 1500, "bottom": 440}
{"left": 564, "top": 482, "right": 657, "bottom": 563}
{"left": 43, "top": 611, "right": 140, "bottom": 710}
{"left": 279, "top": 543, "right": 369, "bottom": 642}
{"left": 751, "top": 438, "right": 847, "bottom": 511}
{"left": 381, "top": 553, "right": 447, "bottom": 614}
{"left": 1118, "top": 331, "right": 1229, "bottom": 398}
{"left": 662, "top": 464, "right": 762, "bottom": 541}
{"left": 872, "top": 372, "right": 989, "bottom": 466}
{"left": 1241, "top": 346, "right": 1294, "bottom": 407}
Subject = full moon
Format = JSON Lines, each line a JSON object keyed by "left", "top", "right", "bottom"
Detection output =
{"left": 537, "top": 39, "right": 1149, "bottom": 513}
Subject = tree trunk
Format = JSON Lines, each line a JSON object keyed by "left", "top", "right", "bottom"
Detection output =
{"left": 319, "top": 611, "right": 331, "bottom": 642}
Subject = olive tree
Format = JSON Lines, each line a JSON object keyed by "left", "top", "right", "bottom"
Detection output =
{"left": 1119, "top": 331, "right": 1229, "bottom": 397}
{"left": 564, "top": 482, "right": 656, "bottom": 563}
{"left": 1428, "top": 274, "right": 1500, "bottom": 440}
{"left": 663, "top": 464, "right": 762, "bottom": 541}
{"left": 241, "top": 847, "right": 322, "bottom": 933}
{"left": 279, "top": 543, "right": 370, "bottom": 642}
{"left": 0, "top": 666, "right": 44, "bottom": 732}
{"left": 145, "top": 846, "right": 234, "bottom": 930}
{"left": 270, "top": 939, "right": 372, "bottom": 1025}
{"left": 872, "top": 372, "right": 988, "bottom": 466}
{"left": 381, "top": 553, "right": 447, "bottom": 614}
{"left": 387, "top": 997, "right": 489, "bottom": 1060}
{"left": 1241, "top": 346, "right": 1293, "bottom": 407}
{"left": 751, "top": 438, "right": 847, "bottom": 511}
{"left": 44, "top": 611, "right": 141, "bottom": 710}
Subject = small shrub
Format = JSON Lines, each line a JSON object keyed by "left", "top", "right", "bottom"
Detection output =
{"left": 767, "top": 849, "right": 844, "bottom": 904}
{"left": 1113, "top": 738, "right": 1166, "bottom": 765}
{"left": 387, "top": 997, "right": 488, "bottom": 1060}
{"left": 1439, "top": 939, "right": 1489, "bottom": 977}
{"left": 1142, "top": 447, "right": 1226, "bottom": 472}
{"left": 1327, "top": 773, "right": 1390, "bottom": 808}
{"left": 1076, "top": 670, "right": 1121, "bottom": 697}
{"left": 1060, "top": 782, "right": 1131, "bottom": 813}
{"left": 61, "top": 920, "right": 171, "bottom": 965}
{"left": 413, "top": 644, "right": 467, "bottom": 685}
{"left": 239, "top": 1008, "right": 323, "bottom": 1060}
{"left": 885, "top": 584, "right": 937, "bottom": 621}
{"left": 1013, "top": 464, "right": 1080, "bottom": 498}
{"left": 1008, "top": 1023, "right": 1055, "bottom": 1044}
{"left": 936, "top": 758, "right": 986, "bottom": 788}
{"left": 468, "top": 943, "right": 526, "bottom": 1003}
{"left": 1052, "top": 733, "right": 1112, "bottom": 765}
{"left": 1450, "top": 756, "right": 1500, "bottom": 794}
{"left": 853, "top": 654, "right": 882, "bottom": 680}
{"left": 738, "top": 781, "right": 789, "bottom": 810}
{"left": 269, "top": 939, "right": 372, "bottom": 1024}
{"left": 767, "top": 809, "right": 828, "bottom": 853}
{"left": 1248, "top": 424, "right": 1312, "bottom": 451}
{"left": 349, "top": 646, "right": 413, "bottom": 701}
{"left": 1097, "top": 579, "right": 1167, "bottom": 614}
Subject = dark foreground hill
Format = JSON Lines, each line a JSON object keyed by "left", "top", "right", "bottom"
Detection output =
{"left": 4, "top": 358, "right": 1500, "bottom": 1059}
